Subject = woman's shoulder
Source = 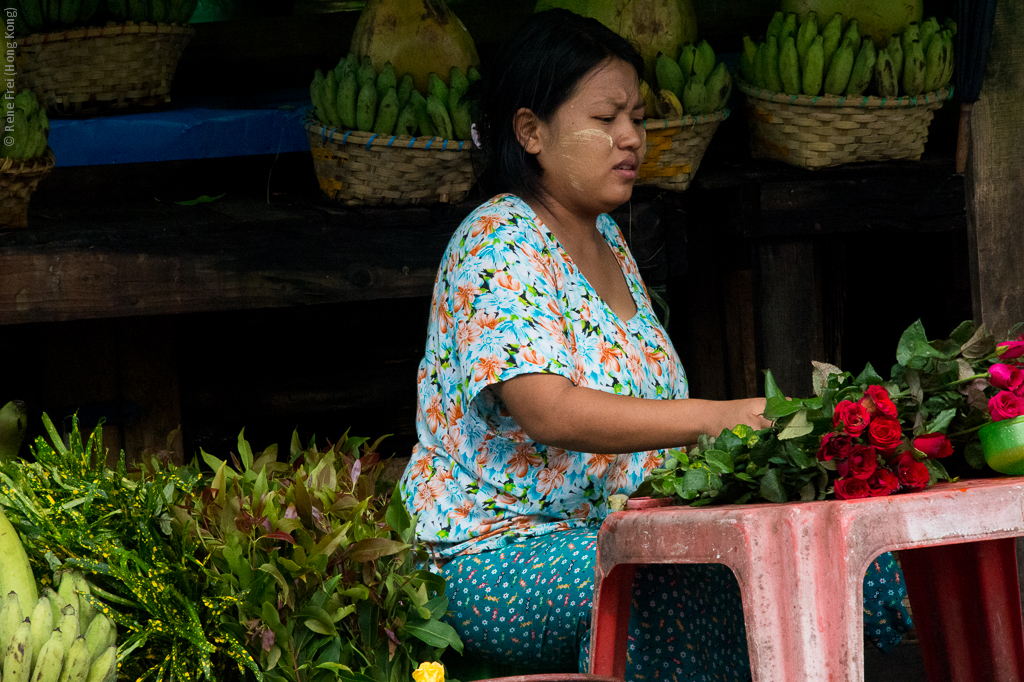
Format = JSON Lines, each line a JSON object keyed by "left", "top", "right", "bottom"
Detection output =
{"left": 458, "top": 194, "right": 545, "bottom": 242}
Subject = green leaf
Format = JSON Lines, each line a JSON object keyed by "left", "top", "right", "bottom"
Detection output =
{"left": 854, "top": 362, "right": 884, "bottom": 386}
{"left": 402, "top": 618, "right": 464, "bottom": 654}
{"left": 764, "top": 369, "right": 785, "bottom": 400}
{"left": 778, "top": 410, "right": 814, "bottom": 440}
{"left": 703, "top": 450, "right": 734, "bottom": 474}
{"left": 764, "top": 396, "right": 804, "bottom": 420}
{"left": 238, "top": 429, "right": 254, "bottom": 470}
{"left": 384, "top": 485, "right": 411, "bottom": 540}
{"left": 965, "top": 441, "right": 987, "bottom": 469}
{"left": 923, "top": 458, "right": 951, "bottom": 485}
{"left": 811, "top": 361, "right": 843, "bottom": 397}
{"left": 948, "top": 320, "right": 975, "bottom": 346}
{"left": 680, "top": 469, "right": 713, "bottom": 493}
{"left": 348, "top": 538, "right": 407, "bottom": 562}
{"left": 759, "top": 468, "right": 787, "bottom": 503}
{"left": 338, "top": 585, "right": 370, "bottom": 601}
{"left": 924, "top": 409, "right": 957, "bottom": 434}
{"left": 715, "top": 430, "right": 743, "bottom": 455}
{"left": 174, "top": 192, "right": 226, "bottom": 206}
{"left": 896, "top": 319, "right": 928, "bottom": 366}
{"left": 799, "top": 483, "right": 815, "bottom": 501}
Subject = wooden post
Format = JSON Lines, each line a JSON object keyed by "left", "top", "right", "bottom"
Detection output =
{"left": 965, "top": 1, "right": 1024, "bottom": 338}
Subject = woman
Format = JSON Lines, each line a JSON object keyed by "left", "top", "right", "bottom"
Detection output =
{"left": 399, "top": 10, "right": 911, "bottom": 680}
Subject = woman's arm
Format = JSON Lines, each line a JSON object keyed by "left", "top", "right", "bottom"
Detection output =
{"left": 493, "top": 372, "right": 772, "bottom": 452}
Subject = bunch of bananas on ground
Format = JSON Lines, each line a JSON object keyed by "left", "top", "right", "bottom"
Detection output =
{"left": 310, "top": 54, "right": 481, "bottom": 141}
{"left": 2, "top": 91, "right": 49, "bottom": 161}
{"left": 645, "top": 40, "right": 732, "bottom": 118}
{"left": 740, "top": 12, "right": 956, "bottom": 98}
{"left": 0, "top": 512, "right": 117, "bottom": 682}
{"left": 105, "top": 0, "right": 198, "bottom": 24}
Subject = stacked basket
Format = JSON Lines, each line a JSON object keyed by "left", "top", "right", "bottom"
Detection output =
{"left": 637, "top": 111, "right": 729, "bottom": 191}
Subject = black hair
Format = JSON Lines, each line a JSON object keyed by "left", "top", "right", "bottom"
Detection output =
{"left": 474, "top": 9, "right": 644, "bottom": 199}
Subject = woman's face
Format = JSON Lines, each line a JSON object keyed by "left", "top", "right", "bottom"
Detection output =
{"left": 529, "top": 57, "right": 646, "bottom": 215}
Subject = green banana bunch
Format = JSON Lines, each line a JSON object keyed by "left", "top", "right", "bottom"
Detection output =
{"left": 0, "top": 512, "right": 37, "bottom": 619}
{"left": 355, "top": 81, "right": 376, "bottom": 132}
{"left": 765, "top": 11, "right": 784, "bottom": 41}
{"left": 779, "top": 36, "right": 801, "bottom": 95}
{"left": 923, "top": 28, "right": 951, "bottom": 93}
{"left": 356, "top": 57, "right": 376, "bottom": 91}
{"left": 692, "top": 40, "right": 715, "bottom": 85}
{"left": 376, "top": 62, "right": 396, "bottom": 101}
{"left": 823, "top": 36, "right": 854, "bottom": 95}
{"left": 778, "top": 12, "right": 797, "bottom": 44}
{"left": 373, "top": 87, "right": 399, "bottom": 135}
{"left": 802, "top": 35, "right": 824, "bottom": 96}
{"left": 677, "top": 43, "right": 696, "bottom": 87}
{"left": 448, "top": 66, "right": 469, "bottom": 109}
{"left": 919, "top": 16, "right": 940, "bottom": 55}
{"left": 2, "top": 92, "right": 49, "bottom": 161}
{"left": 753, "top": 41, "right": 767, "bottom": 89}
{"left": 703, "top": 62, "right": 732, "bottom": 113}
{"left": 841, "top": 18, "right": 859, "bottom": 51}
{"left": 410, "top": 91, "right": 434, "bottom": 137}
{"left": 902, "top": 38, "right": 926, "bottom": 96}
{"left": 740, "top": 36, "right": 757, "bottom": 84}
{"left": 427, "top": 72, "right": 449, "bottom": 110}
{"left": 337, "top": 71, "right": 357, "bottom": 129}
{"left": 845, "top": 37, "right": 876, "bottom": 96}
{"left": 874, "top": 48, "right": 899, "bottom": 97}
{"left": 821, "top": 12, "right": 842, "bottom": 73}
{"left": 796, "top": 11, "right": 817, "bottom": 65}
{"left": 655, "top": 52, "right": 684, "bottom": 99}
{"left": 887, "top": 34, "right": 904, "bottom": 82}
{"left": 0, "top": 401, "right": 27, "bottom": 463}
{"left": 426, "top": 94, "right": 453, "bottom": 140}
{"left": 58, "top": 637, "right": 91, "bottom": 682}
{"left": 682, "top": 78, "right": 706, "bottom": 116}
{"left": 765, "top": 36, "right": 783, "bottom": 93}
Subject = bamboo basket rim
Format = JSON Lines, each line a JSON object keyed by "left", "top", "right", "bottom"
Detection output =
{"left": 0, "top": 150, "right": 55, "bottom": 175}
{"left": 642, "top": 107, "right": 730, "bottom": 130}
{"left": 737, "top": 80, "right": 954, "bottom": 109}
{"left": 305, "top": 119, "right": 479, "bottom": 153}
{"left": 19, "top": 21, "right": 196, "bottom": 45}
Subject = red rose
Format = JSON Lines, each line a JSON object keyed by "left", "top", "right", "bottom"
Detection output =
{"left": 990, "top": 363, "right": 1024, "bottom": 395}
{"left": 913, "top": 433, "right": 954, "bottom": 459}
{"left": 892, "top": 452, "right": 930, "bottom": 492}
{"left": 837, "top": 445, "right": 878, "bottom": 480}
{"left": 817, "top": 432, "right": 853, "bottom": 462}
{"left": 866, "top": 469, "right": 900, "bottom": 497}
{"left": 835, "top": 477, "right": 871, "bottom": 499}
{"left": 997, "top": 337, "right": 1024, "bottom": 360}
{"left": 832, "top": 400, "right": 871, "bottom": 437}
{"left": 867, "top": 416, "right": 903, "bottom": 453}
{"left": 989, "top": 391, "right": 1024, "bottom": 421}
{"left": 860, "top": 385, "right": 897, "bottom": 418}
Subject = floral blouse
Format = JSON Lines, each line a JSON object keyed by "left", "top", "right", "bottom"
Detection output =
{"left": 399, "top": 194, "right": 688, "bottom": 559}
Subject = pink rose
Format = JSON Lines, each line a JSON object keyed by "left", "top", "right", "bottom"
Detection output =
{"left": 837, "top": 445, "right": 878, "bottom": 480}
{"left": 817, "top": 432, "right": 853, "bottom": 462}
{"left": 913, "top": 433, "right": 954, "bottom": 459}
{"left": 997, "top": 337, "right": 1024, "bottom": 360}
{"left": 860, "top": 385, "right": 897, "bottom": 418}
{"left": 835, "top": 477, "right": 871, "bottom": 500}
{"left": 892, "top": 452, "right": 930, "bottom": 492}
{"left": 832, "top": 400, "right": 871, "bottom": 437}
{"left": 867, "top": 416, "right": 903, "bottom": 453}
{"left": 867, "top": 469, "right": 900, "bottom": 497}
{"left": 989, "top": 391, "right": 1024, "bottom": 421}
{"left": 990, "top": 363, "right": 1024, "bottom": 395}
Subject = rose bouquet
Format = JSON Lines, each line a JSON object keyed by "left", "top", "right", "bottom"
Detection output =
{"left": 637, "top": 320, "right": 1023, "bottom": 506}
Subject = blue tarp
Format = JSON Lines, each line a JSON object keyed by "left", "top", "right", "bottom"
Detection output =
{"left": 47, "top": 90, "right": 313, "bottom": 166}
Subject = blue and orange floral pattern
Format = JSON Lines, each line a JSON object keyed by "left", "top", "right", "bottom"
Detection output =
{"left": 400, "top": 194, "right": 688, "bottom": 558}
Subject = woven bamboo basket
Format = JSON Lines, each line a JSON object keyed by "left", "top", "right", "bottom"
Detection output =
{"left": 0, "top": 150, "right": 55, "bottom": 227}
{"left": 305, "top": 121, "right": 481, "bottom": 206}
{"left": 636, "top": 109, "right": 729, "bottom": 191}
{"left": 15, "top": 23, "right": 195, "bottom": 116}
{"left": 739, "top": 81, "right": 953, "bottom": 169}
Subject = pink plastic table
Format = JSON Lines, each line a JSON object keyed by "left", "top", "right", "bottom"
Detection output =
{"left": 588, "top": 478, "right": 1024, "bottom": 682}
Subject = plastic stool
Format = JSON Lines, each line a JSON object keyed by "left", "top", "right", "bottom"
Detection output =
{"left": 588, "top": 478, "right": 1024, "bottom": 682}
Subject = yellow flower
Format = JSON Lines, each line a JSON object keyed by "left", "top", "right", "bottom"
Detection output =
{"left": 413, "top": 662, "right": 445, "bottom": 682}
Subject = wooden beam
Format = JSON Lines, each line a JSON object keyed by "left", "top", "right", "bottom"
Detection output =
{"left": 966, "top": 1, "right": 1024, "bottom": 338}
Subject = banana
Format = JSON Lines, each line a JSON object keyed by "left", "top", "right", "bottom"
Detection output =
{"left": 56, "top": 605, "right": 78, "bottom": 655}
{"left": 356, "top": 56, "right": 376, "bottom": 91}
{"left": 703, "top": 62, "right": 731, "bottom": 112}
{"left": 126, "top": 0, "right": 146, "bottom": 23}
{"left": 822, "top": 12, "right": 843, "bottom": 72}
{"left": 394, "top": 104, "right": 418, "bottom": 136}
{"left": 85, "top": 647, "right": 115, "bottom": 682}
{"left": 426, "top": 94, "right": 453, "bottom": 140}
{"left": 823, "top": 36, "right": 854, "bottom": 95}
{"left": 322, "top": 70, "right": 340, "bottom": 127}
{"left": 802, "top": 35, "right": 824, "bottom": 96}
{"left": 796, "top": 10, "right": 817, "bottom": 65}
{"left": 372, "top": 87, "right": 399, "bottom": 135}
{"left": 765, "top": 11, "right": 784, "bottom": 41}
{"left": 657, "top": 88, "right": 683, "bottom": 118}
{"left": 396, "top": 73, "right": 414, "bottom": 110}
{"left": 5, "top": 618, "right": 31, "bottom": 682}
{"left": 692, "top": 40, "right": 715, "bottom": 85}
{"left": 409, "top": 91, "right": 434, "bottom": 137}
{"left": 467, "top": 66, "right": 481, "bottom": 83}
{"left": 56, "top": 574, "right": 78, "bottom": 620}
{"left": 82, "top": 614, "right": 110, "bottom": 663}
{"left": 0, "top": 592, "right": 22, "bottom": 651}
{"left": 740, "top": 36, "right": 758, "bottom": 84}
{"left": 655, "top": 52, "right": 684, "bottom": 97}
{"left": 841, "top": 18, "right": 859, "bottom": 51}
{"left": 902, "top": 38, "right": 926, "bottom": 96}
{"left": 21, "top": 0, "right": 45, "bottom": 30}
{"left": 639, "top": 80, "right": 657, "bottom": 116}
{"left": 0, "top": 401, "right": 28, "bottom": 463}
{"left": 0, "top": 509, "right": 35, "bottom": 614}
{"left": 779, "top": 36, "right": 801, "bottom": 95}
{"left": 451, "top": 98, "right": 473, "bottom": 139}
{"left": 29, "top": 598, "right": 50, "bottom": 667}
{"left": 939, "top": 30, "right": 955, "bottom": 89}
{"left": 923, "top": 30, "right": 947, "bottom": 93}
{"left": 874, "top": 48, "right": 899, "bottom": 97}
{"left": 332, "top": 54, "right": 350, "bottom": 83}
{"left": 753, "top": 41, "right": 767, "bottom": 88}
{"left": 375, "top": 62, "right": 396, "bottom": 102}
{"left": 779, "top": 12, "right": 797, "bottom": 44}
{"left": 47, "top": 0, "right": 61, "bottom": 24}
{"left": 887, "top": 34, "right": 904, "bottom": 82}
{"left": 845, "top": 37, "right": 876, "bottom": 96}
{"left": 427, "top": 72, "right": 449, "bottom": 110}
{"left": 919, "top": 16, "right": 940, "bottom": 54}
{"left": 765, "top": 36, "right": 782, "bottom": 93}
{"left": 57, "top": 638, "right": 89, "bottom": 682}
{"left": 77, "top": 0, "right": 100, "bottom": 22}
{"left": 30, "top": 629, "right": 63, "bottom": 682}
{"left": 449, "top": 66, "right": 469, "bottom": 110}
{"left": 69, "top": 574, "right": 94, "bottom": 633}
{"left": 355, "top": 81, "right": 377, "bottom": 132}
{"left": 310, "top": 70, "right": 325, "bottom": 124}
{"left": 682, "top": 79, "right": 707, "bottom": 115}
{"left": 677, "top": 43, "right": 696, "bottom": 87}
{"left": 344, "top": 53, "right": 359, "bottom": 80}
{"left": 148, "top": 0, "right": 165, "bottom": 22}
{"left": 337, "top": 71, "right": 357, "bottom": 129}
{"left": 59, "top": 0, "right": 79, "bottom": 25}
{"left": 901, "top": 22, "right": 920, "bottom": 62}
{"left": 105, "top": 0, "right": 126, "bottom": 20}
{"left": 42, "top": 589, "right": 65, "bottom": 629}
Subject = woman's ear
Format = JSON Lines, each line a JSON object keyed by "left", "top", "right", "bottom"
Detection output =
{"left": 513, "top": 107, "right": 543, "bottom": 155}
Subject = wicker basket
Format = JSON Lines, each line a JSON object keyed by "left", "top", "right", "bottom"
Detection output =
{"left": 0, "top": 151, "right": 55, "bottom": 227}
{"left": 739, "top": 81, "right": 953, "bottom": 169}
{"left": 15, "top": 22, "right": 195, "bottom": 116}
{"left": 306, "top": 121, "right": 481, "bottom": 206}
{"left": 636, "top": 109, "right": 729, "bottom": 192}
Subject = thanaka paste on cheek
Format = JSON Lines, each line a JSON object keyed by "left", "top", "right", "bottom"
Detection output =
{"left": 558, "top": 128, "right": 614, "bottom": 191}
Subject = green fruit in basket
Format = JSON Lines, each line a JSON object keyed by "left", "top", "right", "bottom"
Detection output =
{"left": 149, "top": 0, "right": 166, "bottom": 22}
{"left": 60, "top": 0, "right": 79, "bottom": 24}
{"left": 396, "top": 73, "right": 414, "bottom": 109}
{"left": 802, "top": 35, "right": 824, "bottom": 95}
{"left": 796, "top": 11, "right": 817, "bottom": 64}
{"left": 753, "top": 41, "right": 767, "bottom": 88}
{"left": 766, "top": 11, "right": 784, "bottom": 41}
{"left": 841, "top": 18, "right": 859, "bottom": 51}
{"left": 13, "top": 91, "right": 38, "bottom": 118}
{"left": 409, "top": 90, "right": 434, "bottom": 137}
{"left": 902, "top": 38, "right": 925, "bottom": 96}
{"left": 682, "top": 78, "right": 707, "bottom": 115}
{"left": 337, "top": 71, "right": 357, "bottom": 129}
{"left": 394, "top": 104, "right": 418, "bottom": 136}
{"left": 310, "top": 70, "right": 326, "bottom": 123}
{"left": 451, "top": 98, "right": 472, "bottom": 140}
{"left": 376, "top": 62, "right": 396, "bottom": 101}
{"left": 46, "top": 0, "right": 59, "bottom": 24}
{"left": 779, "top": 36, "right": 801, "bottom": 95}
{"left": 19, "top": 0, "right": 45, "bottom": 31}
{"left": 692, "top": 40, "right": 715, "bottom": 85}
{"left": 5, "top": 618, "right": 30, "bottom": 682}
{"left": 467, "top": 65, "right": 481, "bottom": 83}
{"left": 704, "top": 61, "right": 732, "bottom": 112}
{"left": 426, "top": 94, "right": 453, "bottom": 140}
{"left": 427, "top": 72, "right": 448, "bottom": 110}
{"left": 845, "top": 37, "right": 876, "bottom": 95}
{"left": 175, "top": 0, "right": 198, "bottom": 23}
{"left": 323, "top": 69, "right": 341, "bottom": 126}
{"left": 10, "top": 110, "right": 27, "bottom": 159}
{"left": 887, "top": 34, "right": 903, "bottom": 81}
{"left": 939, "top": 30, "right": 954, "bottom": 89}
{"left": 78, "top": 0, "right": 100, "bottom": 22}
{"left": 655, "top": 52, "right": 684, "bottom": 98}
{"left": 901, "top": 21, "right": 919, "bottom": 60}
{"left": 105, "top": 0, "right": 126, "bottom": 20}
{"left": 333, "top": 53, "right": 351, "bottom": 83}
{"left": 765, "top": 35, "right": 782, "bottom": 92}
{"left": 373, "top": 86, "right": 399, "bottom": 135}
{"left": 357, "top": 56, "right": 376, "bottom": 91}
{"left": 740, "top": 36, "right": 757, "bottom": 84}
{"left": 677, "top": 43, "right": 695, "bottom": 87}
{"left": 919, "top": 15, "right": 939, "bottom": 54}
{"left": 356, "top": 81, "right": 377, "bottom": 132}
{"left": 823, "top": 36, "right": 854, "bottom": 94}
{"left": 874, "top": 47, "right": 898, "bottom": 97}
{"left": 449, "top": 66, "right": 469, "bottom": 108}
{"left": 779, "top": 12, "right": 797, "bottom": 44}
{"left": 822, "top": 12, "right": 842, "bottom": 72}
{"left": 923, "top": 30, "right": 947, "bottom": 93}
{"left": 127, "top": 0, "right": 147, "bottom": 23}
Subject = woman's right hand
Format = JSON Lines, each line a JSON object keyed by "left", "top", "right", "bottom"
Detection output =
{"left": 708, "top": 398, "right": 773, "bottom": 436}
